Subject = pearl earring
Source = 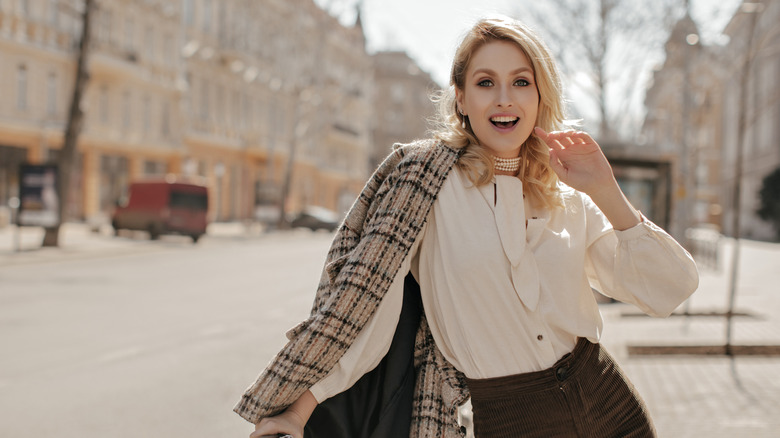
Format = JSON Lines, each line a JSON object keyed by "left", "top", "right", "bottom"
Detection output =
{"left": 459, "top": 109, "right": 467, "bottom": 130}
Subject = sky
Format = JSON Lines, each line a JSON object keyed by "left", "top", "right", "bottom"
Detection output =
{"left": 314, "top": 0, "right": 744, "bottom": 135}
{"left": 317, "top": 0, "right": 743, "bottom": 85}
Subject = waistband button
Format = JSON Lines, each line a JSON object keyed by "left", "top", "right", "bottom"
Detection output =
{"left": 556, "top": 366, "right": 569, "bottom": 381}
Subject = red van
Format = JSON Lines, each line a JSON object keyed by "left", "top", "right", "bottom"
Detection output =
{"left": 112, "top": 180, "right": 209, "bottom": 242}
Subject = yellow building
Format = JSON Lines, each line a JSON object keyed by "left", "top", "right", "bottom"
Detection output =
{"left": 0, "top": 0, "right": 372, "bottom": 226}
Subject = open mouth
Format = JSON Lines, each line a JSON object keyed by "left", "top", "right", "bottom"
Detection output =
{"left": 490, "top": 116, "right": 519, "bottom": 128}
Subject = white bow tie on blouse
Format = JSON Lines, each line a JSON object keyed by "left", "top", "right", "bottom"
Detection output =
{"left": 479, "top": 176, "right": 549, "bottom": 312}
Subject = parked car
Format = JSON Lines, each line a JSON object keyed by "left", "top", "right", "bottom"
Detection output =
{"left": 290, "top": 206, "right": 340, "bottom": 232}
{"left": 112, "top": 179, "right": 209, "bottom": 242}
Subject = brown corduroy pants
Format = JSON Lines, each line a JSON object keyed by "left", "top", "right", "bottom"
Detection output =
{"left": 465, "top": 338, "right": 656, "bottom": 438}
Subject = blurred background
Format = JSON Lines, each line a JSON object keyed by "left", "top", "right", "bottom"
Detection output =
{"left": 1, "top": 0, "right": 779, "bottom": 437}
{"left": 1, "top": 0, "right": 778, "bottom": 243}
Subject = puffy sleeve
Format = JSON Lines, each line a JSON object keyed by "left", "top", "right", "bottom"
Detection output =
{"left": 584, "top": 197, "right": 699, "bottom": 317}
{"left": 309, "top": 222, "right": 427, "bottom": 402}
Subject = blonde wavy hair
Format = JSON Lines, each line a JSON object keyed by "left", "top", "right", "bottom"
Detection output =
{"left": 432, "top": 16, "right": 568, "bottom": 209}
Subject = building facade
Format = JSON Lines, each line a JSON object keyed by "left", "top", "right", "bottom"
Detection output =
{"left": 643, "top": 0, "right": 780, "bottom": 241}
{"left": 370, "top": 50, "right": 439, "bottom": 171}
{"left": 0, "top": 0, "right": 373, "bottom": 227}
{"left": 718, "top": 0, "right": 780, "bottom": 240}
{"left": 641, "top": 13, "right": 725, "bottom": 240}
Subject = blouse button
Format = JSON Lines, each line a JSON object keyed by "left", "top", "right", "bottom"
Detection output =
{"left": 537, "top": 334, "right": 544, "bottom": 341}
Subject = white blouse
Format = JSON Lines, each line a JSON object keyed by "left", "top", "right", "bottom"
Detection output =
{"left": 309, "top": 167, "right": 698, "bottom": 402}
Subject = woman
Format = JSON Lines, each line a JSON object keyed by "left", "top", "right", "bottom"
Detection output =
{"left": 237, "top": 16, "right": 698, "bottom": 438}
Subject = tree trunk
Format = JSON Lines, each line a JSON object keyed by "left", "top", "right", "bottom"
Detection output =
{"left": 42, "top": 0, "right": 94, "bottom": 247}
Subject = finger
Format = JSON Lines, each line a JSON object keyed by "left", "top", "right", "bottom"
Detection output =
{"left": 535, "top": 128, "right": 565, "bottom": 151}
{"left": 548, "top": 148, "right": 567, "bottom": 178}
{"left": 571, "top": 130, "right": 597, "bottom": 145}
{"left": 542, "top": 130, "right": 577, "bottom": 147}
{"left": 547, "top": 138, "right": 565, "bottom": 152}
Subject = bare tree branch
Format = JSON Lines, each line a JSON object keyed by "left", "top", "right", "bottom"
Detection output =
{"left": 517, "top": 0, "right": 684, "bottom": 140}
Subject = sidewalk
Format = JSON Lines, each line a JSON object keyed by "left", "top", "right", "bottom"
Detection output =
{"left": 0, "top": 221, "right": 267, "bottom": 266}
{"left": 601, "top": 237, "right": 780, "bottom": 437}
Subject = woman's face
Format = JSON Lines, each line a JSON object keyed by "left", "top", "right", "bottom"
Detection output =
{"left": 456, "top": 40, "right": 539, "bottom": 158}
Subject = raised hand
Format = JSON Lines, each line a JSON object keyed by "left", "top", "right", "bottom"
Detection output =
{"left": 534, "top": 127, "right": 615, "bottom": 197}
{"left": 534, "top": 127, "right": 640, "bottom": 230}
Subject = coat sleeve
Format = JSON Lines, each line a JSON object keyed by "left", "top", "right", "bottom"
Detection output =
{"left": 309, "top": 223, "right": 426, "bottom": 402}
{"left": 233, "top": 147, "right": 410, "bottom": 423}
{"left": 233, "top": 141, "right": 456, "bottom": 425}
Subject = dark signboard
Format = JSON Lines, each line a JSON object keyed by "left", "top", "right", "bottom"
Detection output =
{"left": 18, "top": 164, "right": 60, "bottom": 227}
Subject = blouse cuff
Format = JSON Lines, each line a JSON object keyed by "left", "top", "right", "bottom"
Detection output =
{"left": 309, "top": 380, "right": 330, "bottom": 404}
{"left": 614, "top": 211, "right": 650, "bottom": 241}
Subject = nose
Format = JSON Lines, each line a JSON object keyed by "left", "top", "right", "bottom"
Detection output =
{"left": 496, "top": 84, "right": 513, "bottom": 108}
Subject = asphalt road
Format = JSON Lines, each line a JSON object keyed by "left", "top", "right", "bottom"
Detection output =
{"left": 2, "top": 227, "right": 780, "bottom": 437}
{"left": 0, "top": 231, "right": 334, "bottom": 438}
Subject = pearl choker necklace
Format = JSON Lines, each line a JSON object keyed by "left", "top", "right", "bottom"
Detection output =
{"left": 493, "top": 155, "right": 522, "bottom": 172}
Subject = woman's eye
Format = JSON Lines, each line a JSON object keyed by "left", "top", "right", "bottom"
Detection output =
{"left": 515, "top": 79, "right": 530, "bottom": 86}
{"left": 477, "top": 79, "right": 493, "bottom": 87}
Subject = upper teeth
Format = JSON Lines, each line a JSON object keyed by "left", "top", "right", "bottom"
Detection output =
{"left": 491, "top": 116, "right": 517, "bottom": 122}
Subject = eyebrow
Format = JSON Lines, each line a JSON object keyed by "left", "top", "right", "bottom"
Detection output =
{"left": 471, "top": 67, "right": 533, "bottom": 77}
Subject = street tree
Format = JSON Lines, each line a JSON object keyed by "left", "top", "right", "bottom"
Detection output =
{"left": 518, "top": 0, "right": 683, "bottom": 140}
{"left": 42, "top": 0, "right": 94, "bottom": 247}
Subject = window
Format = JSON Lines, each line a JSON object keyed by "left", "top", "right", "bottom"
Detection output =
{"left": 201, "top": 81, "right": 210, "bottom": 121}
{"left": 217, "top": 1, "right": 227, "bottom": 42}
{"left": 144, "top": 26, "right": 154, "bottom": 63}
{"left": 161, "top": 101, "right": 170, "bottom": 138}
{"left": 101, "top": 9, "right": 113, "bottom": 47}
{"left": 183, "top": 0, "right": 193, "bottom": 26}
{"left": 125, "top": 18, "right": 134, "bottom": 52}
{"left": 163, "top": 33, "right": 173, "bottom": 67}
{"left": 170, "top": 191, "right": 207, "bottom": 210}
{"left": 48, "top": 0, "right": 58, "bottom": 26}
{"left": 233, "top": 89, "right": 240, "bottom": 127}
{"left": 216, "top": 84, "right": 225, "bottom": 122}
{"left": 47, "top": 72, "right": 57, "bottom": 116}
{"left": 143, "top": 95, "right": 151, "bottom": 135}
{"left": 202, "top": 0, "right": 212, "bottom": 33}
{"left": 96, "top": 9, "right": 110, "bottom": 45}
{"left": 122, "top": 91, "right": 132, "bottom": 130}
{"left": 99, "top": 85, "right": 109, "bottom": 124}
{"left": 17, "top": 65, "right": 28, "bottom": 111}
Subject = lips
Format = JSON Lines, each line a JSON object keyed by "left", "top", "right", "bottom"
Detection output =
{"left": 490, "top": 115, "right": 519, "bottom": 128}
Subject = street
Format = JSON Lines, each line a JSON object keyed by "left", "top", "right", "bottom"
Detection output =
{"left": 1, "top": 226, "right": 779, "bottom": 437}
{"left": 0, "top": 229, "right": 333, "bottom": 437}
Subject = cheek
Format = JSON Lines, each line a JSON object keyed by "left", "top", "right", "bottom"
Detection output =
{"left": 523, "top": 93, "right": 540, "bottom": 118}
{"left": 521, "top": 88, "right": 540, "bottom": 106}
{"left": 464, "top": 93, "right": 490, "bottom": 113}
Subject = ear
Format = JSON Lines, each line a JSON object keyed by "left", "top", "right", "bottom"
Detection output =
{"left": 455, "top": 89, "right": 466, "bottom": 116}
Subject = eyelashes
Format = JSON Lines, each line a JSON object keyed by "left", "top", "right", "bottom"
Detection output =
{"left": 476, "top": 78, "right": 532, "bottom": 87}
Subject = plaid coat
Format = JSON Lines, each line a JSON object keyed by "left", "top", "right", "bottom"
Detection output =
{"left": 234, "top": 139, "right": 470, "bottom": 437}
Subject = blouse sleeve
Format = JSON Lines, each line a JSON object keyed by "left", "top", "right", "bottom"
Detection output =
{"left": 584, "top": 197, "right": 699, "bottom": 318}
{"left": 308, "top": 222, "right": 426, "bottom": 403}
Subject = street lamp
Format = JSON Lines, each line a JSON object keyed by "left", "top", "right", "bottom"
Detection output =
{"left": 725, "top": 1, "right": 763, "bottom": 356}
